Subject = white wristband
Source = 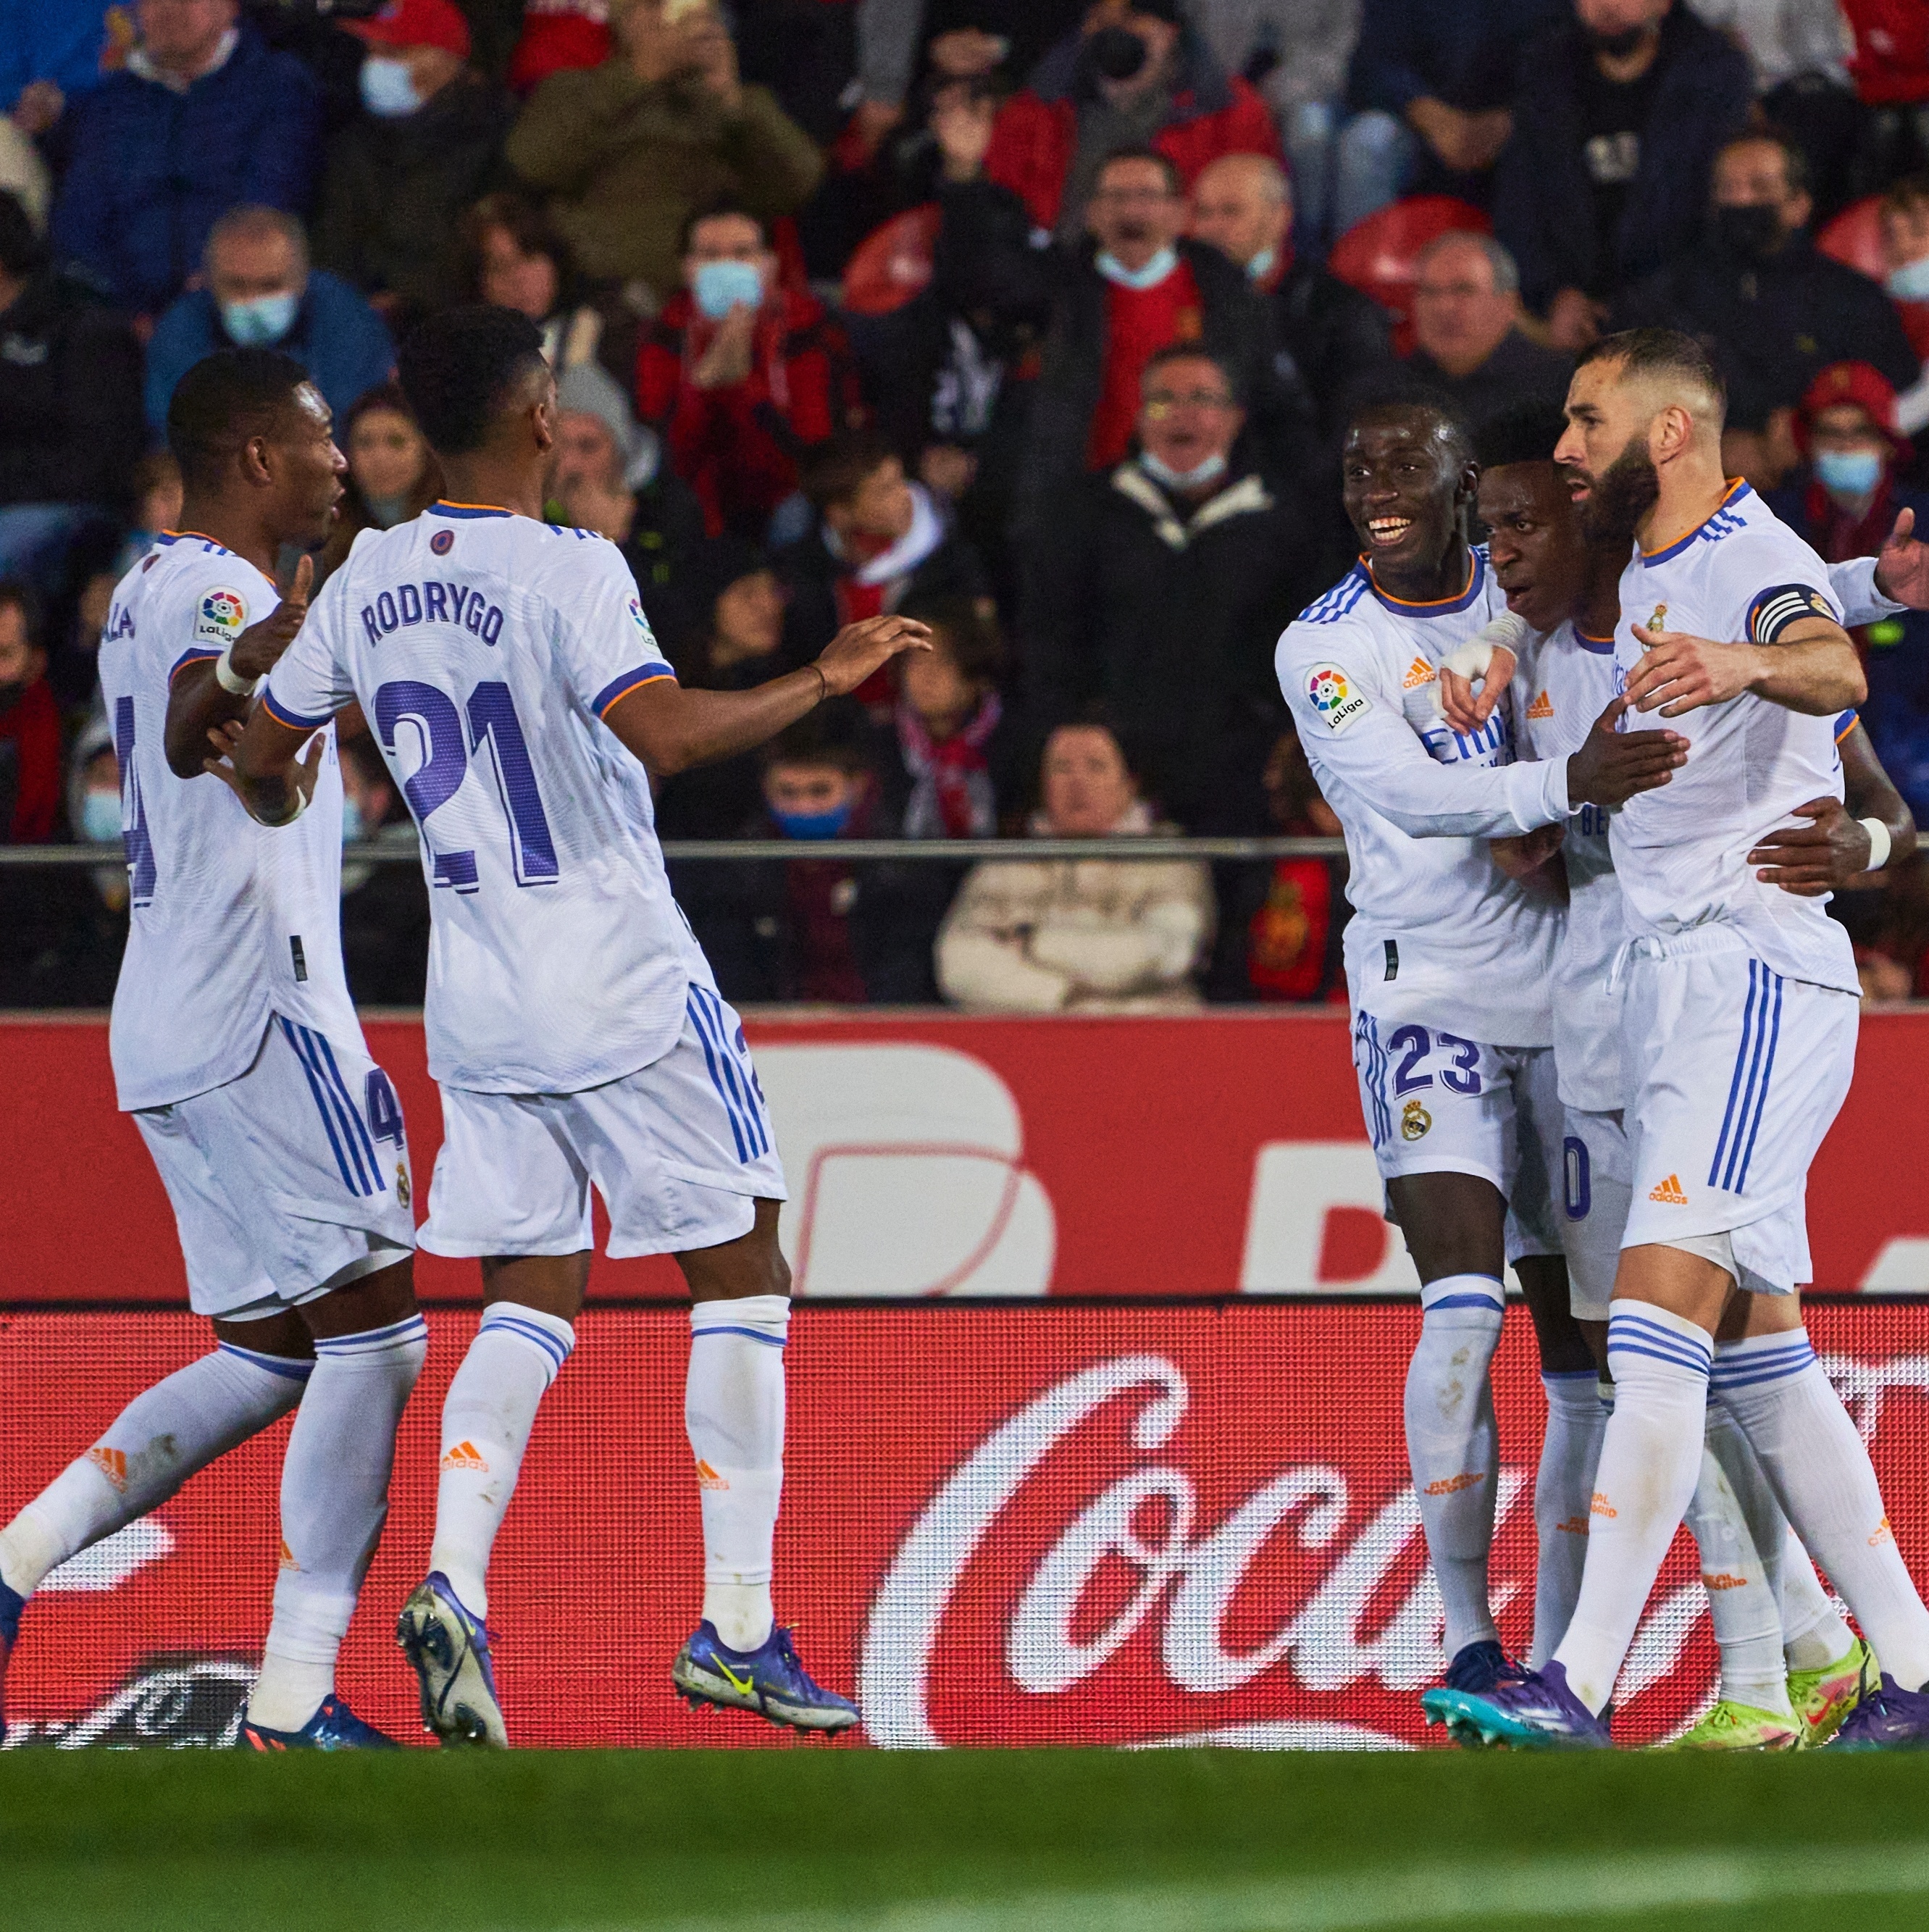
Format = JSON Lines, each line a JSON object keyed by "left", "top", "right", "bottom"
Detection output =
{"left": 214, "top": 640, "right": 259, "bottom": 698}
{"left": 1860, "top": 817, "right": 1893, "bottom": 872}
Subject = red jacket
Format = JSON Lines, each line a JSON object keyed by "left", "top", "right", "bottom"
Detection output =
{"left": 0, "top": 677, "right": 62, "bottom": 843}
{"left": 635, "top": 285, "right": 865, "bottom": 539}
{"left": 1844, "top": 0, "right": 1929, "bottom": 106}
{"left": 985, "top": 72, "right": 1279, "bottom": 235}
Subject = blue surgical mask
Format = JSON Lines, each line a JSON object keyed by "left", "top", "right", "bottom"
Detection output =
{"left": 341, "top": 797, "right": 366, "bottom": 845}
{"left": 81, "top": 790, "right": 122, "bottom": 843}
{"left": 359, "top": 55, "right": 422, "bottom": 118}
{"left": 1246, "top": 247, "right": 1275, "bottom": 283}
{"left": 1095, "top": 246, "right": 1177, "bottom": 290}
{"left": 1887, "top": 256, "right": 1929, "bottom": 301}
{"left": 773, "top": 800, "right": 853, "bottom": 840}
{"left": 692, "top": 259, "right": 764, "bottom": 320}
{"left": 1815, "top": 448, "right": 1883, "bottom": 498}
{"left": 220, "top": 291, "right": 298, "bottom": 346}
{"left": 1140, "top": 448, "right": 1227, "bottom": 492}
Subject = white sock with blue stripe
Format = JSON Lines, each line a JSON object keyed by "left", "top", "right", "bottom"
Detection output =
{"left": 427, "top": 1303, "right": 575, "bottom": 1621}
{"left": 1714, "top": 1327, "right": 1929, "bottom": 1692}
{"left": 0, "top": 1343, "right": 309, "bottom": 1599}
{"left": 1405, "top": 1275, "right": 1505, "bottom": 1661}
{"left": 1555, "top": 1300, "right": 1713, "bottom": 1714}
{"left": 687, "top": 1295, "right": 788, "bottom": 1654}
{"left": 1529, "top": 1372, "right": 1607, "bottom": 1670}
{"left": 248, "top": 1315, "right": 427, "bottom": 1734}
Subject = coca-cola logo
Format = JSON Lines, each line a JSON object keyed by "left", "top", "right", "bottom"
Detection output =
{"left": 2, "top": 1656, "right": 252, "bottom": 1750}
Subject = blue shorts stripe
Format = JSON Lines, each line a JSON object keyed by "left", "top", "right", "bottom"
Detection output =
{"left": 1733, "top": 969, "right": 1784, "bottom": 1191}
{"left": 311, "top": 1028, "right": 385, "bottom": 1193}
{"left": 692, "top": 1325, "right": 787, "bottom": 1347}
{"left": 1720, "top": 964, "right": 1778, "bottom": 1192}
{"left": 279, "top": 1017, "right": 359, "bottom": 1195}
{"left": 293, "top": 1024, "right": 374, "bottom": 1196}
{"left": 692, "top": 984, "right": 767, "bottom": 1159}
{"left": 687, "top": 991, "right": 750, "bottom": 1163}
{"left": 1709, "top": 962, "right": 1759, "bottom": 1189}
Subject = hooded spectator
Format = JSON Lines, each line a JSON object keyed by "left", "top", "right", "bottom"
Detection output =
{"left": 0, "top": 191, "right": 145, "bottom": 593}
{"left": 317, "top": 383, "right": 443, "bottom": 580}
{"left": 506, "top": 0, "right": 823, "bottom": 304}
{"left": 984, "top": 0, "right": 1279, "bottom": 242}
{"left": 1022, "top": 343, "right": 1315, "bottom": 833}
{"left": 314, "top": 0, "right": 515, "bottom": 321}
{"left": 52, "top": 0, "right": 323, "bottom": 317}
{"left": 143, "top": 207, "right": 396, "bottom": 435}
{"left": 1492, "top": 1, "right": 1752, "bottom": 346}
{"left": 635, "top": 203, "right": 865, "bottom": 539}
{"left": 937, "top": 714, "right": 1215, "bottom": 1011}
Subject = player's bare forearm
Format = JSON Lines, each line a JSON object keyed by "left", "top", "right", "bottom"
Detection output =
{"left": 1747, "top": 619, "right": 1867, "bottom": 715}
{"left": 164, "top": 659, "right": 254, "bottom": 778}
{"left": 606, "top": 669, "right": 829, "bottom": 777}
{"left": 231, "top": 706, "right": 320, "bottom": 827}
{"left": 1844, "top": 723, "right": 1918, "bottom": 871}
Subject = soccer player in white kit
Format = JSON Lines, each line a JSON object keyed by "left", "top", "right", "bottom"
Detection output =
{"left": 1275, "top": 400, "right": 1688, "bottom": 1705}
{"left": 230, "top": 307, "right": 930, "bottom": 1746}
{"left": 1423, "top": 401, "right": 1917, "bottom": 1749}
{"left": 1433, "top": 330, "right": 1929, "bottom": 1749}
{"left": 0, "top": 351, "right": 423, "bottom": 1749}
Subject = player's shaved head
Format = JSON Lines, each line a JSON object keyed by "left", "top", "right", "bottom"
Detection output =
{"left": 166, "top": 348, "right": 313, "bottom": 493}
{"left": 398, "top": 304, "right": 551, "bottom": 458}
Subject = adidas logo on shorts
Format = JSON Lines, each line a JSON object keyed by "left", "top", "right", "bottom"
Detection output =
{"left": 1648, "top": 1174, "right": 1689, "bottom": 1204}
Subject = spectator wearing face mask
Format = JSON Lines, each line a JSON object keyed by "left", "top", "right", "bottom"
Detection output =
{"left": 143, "top": 206, "right": 396, "bottom": 435}
{"left": 1878, "top": 175, "right": 1929, "bottom": 434}
{"left": 52, "top": 0, "right": 324, "bottom": 317}
{"left": 1613, "top": 130, "right": 1918, "bottom": 482}
{"left": 338, "top": 732, "right": 431, "bottom": 1006}
{"left": 1491, "top": 0, "right": 1752, "bottom": 351}
{"left": 1766, "top": 361, "right": 1929, "bottom": 835}
{"left": 1022, "top": 343, "right": 1315, "bottom": 835}
{"left": 314, "top": 0, "right": 515, "bottom": 324}
{"left": 635, "top": 203, "right": 866, "bottom": 539}
{"left": 984, "top": 0, "right": 1279, "bottom": 243}
{"left": 936, "top": 714, "right": 1215, "bottom": 1011}
{"left": 317, "top": 383, "right": 443, "bottom": 580}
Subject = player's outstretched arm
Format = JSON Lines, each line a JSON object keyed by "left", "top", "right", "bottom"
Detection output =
{"left": 1625, "top": 614, "right": 1867, "bottom": 719}
{"left": 1747, "top": 722, "right": 1919, "bottom": 896}
{"left": 602, "top": 613, "right": 930, "bottom": 777}
{"left": 164, "top": 556, "right": 314, "bottom": 779}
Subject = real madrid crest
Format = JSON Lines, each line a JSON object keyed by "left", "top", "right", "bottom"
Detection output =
{"left": 1401, "top": 1097, "right": 1432, "bottom": 1142}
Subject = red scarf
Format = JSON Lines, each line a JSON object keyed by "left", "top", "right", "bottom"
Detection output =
{"left": 895, "top": 693, "right": 1002, "bottom": 838}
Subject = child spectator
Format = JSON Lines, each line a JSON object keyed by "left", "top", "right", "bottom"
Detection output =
{"left": 318, "top": 384, "right": 443, "bottom": 580}
{"left": 1242, "top": 727, "right": 1347, "bottom": 1001}
{"left": 937, "top": 714, "right": 1214, "bottom": 1011}
{"left": 0, "top": 580, "right": 59, "bottom": 842}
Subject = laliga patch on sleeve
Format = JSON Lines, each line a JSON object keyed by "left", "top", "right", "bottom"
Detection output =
{"left": 1305, "top": 662, "right": 1371, "bottom": 733}
{"left": 193, "top": 587, "right": 250, "bottom": 648}
{"left": 1747, "top": 582, "right": 1836, "bottom": 644}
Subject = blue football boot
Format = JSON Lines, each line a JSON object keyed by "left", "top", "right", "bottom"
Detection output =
{"left": 0, "top": 1576, "right": 23, "bottom": 1746}
{"left": 1425, "top": 1639, "right": 1532, "bottom": 1749}
{"left": 1825, "top": 1673, "right": 1929, "bottom": 1749}
{"left": 396, "top": 1571, "right": 508, "bottom": 1748}
{"left": 671, "top": 1621, "right": 861, "bottom": 1734}
{"left": 1422, "top": 1658, "right": 1612, "bottom": 1750}
{"left": 240, "top": 1694, "right": 398, "bottom": 1750}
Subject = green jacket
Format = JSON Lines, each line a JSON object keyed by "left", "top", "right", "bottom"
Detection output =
{"left": 505, "top": 59, "right": 823, "bottom": 301}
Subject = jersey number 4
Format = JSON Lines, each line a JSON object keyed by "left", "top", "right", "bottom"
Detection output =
{"left": 114, "top": 696, "right": 158, "bottom": 906}
{"left": 373, "top": 678, "right": 558, "bottom": 893}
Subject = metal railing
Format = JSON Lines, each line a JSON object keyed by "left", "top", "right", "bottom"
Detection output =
{"left": 0, "top": 835, "right": 1350, "bottom": 868}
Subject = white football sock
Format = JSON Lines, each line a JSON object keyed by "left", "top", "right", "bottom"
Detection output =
{"left": 1405, "top": 1276, "right": 1505, "bottom": 1660}
{"left": 0, "top": 1342, "right": 308, "bottom": 1599}
{"left": 427, "top": 1303, "right": 574, "bottom": 1620}
{"left": 247, "top": 1316, "right": 427, "bottom": 1734}
{"left": 1686, "top": 1408, "right": 1791, "bottom": 1716}
{"left": 687, "top": 1295, "right": 788, "bottom": 1653}
{"left": 1555, "top": 1301, "right": 1712, "bottom": 1715}
{"left": 1529, "top": 1371, "right": 1606, "bottom": 1669}
{"left": 1714, "top": 1328, "right": 1929, "bottom": 1693}
{"left": 1776, "top": 1528, "right": 1856, "bottom": 1670}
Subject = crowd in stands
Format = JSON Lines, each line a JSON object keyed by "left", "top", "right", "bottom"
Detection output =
{"left": 4, "top": 0, "right": 1929, "bottom": 1010}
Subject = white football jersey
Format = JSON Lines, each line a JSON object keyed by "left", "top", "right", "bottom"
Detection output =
{"left": 99, "top": 532, "right": 356, "bottom": 1111}
{"left": 1276, "top": 550, "right": 1568, "bottom": 1045}
{"left": 265, "top": 503, "right": 695, "bottom": 1093}
{"left": 1610, "top": 482, "right": 1857, "bottom": 995}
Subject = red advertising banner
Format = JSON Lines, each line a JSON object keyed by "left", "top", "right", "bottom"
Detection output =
{"left": 5, "top": 1011, "right": 1929, "bottom": 1302}
{"left": 3, "top": 1302, "right": 1925, "bottom": 1750}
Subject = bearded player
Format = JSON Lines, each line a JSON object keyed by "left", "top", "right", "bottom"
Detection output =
{"left": 1275, "top": 399, "right": 1687, "bottom": 1705}
{"left": 0, "top": 351, "right": 421, "bottom": 1749}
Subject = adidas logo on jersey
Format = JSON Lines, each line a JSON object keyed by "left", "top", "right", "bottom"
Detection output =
{"left": 1649, "top": 1174, "right": 1689, "bottom": 1204}
{"left": 1401, "top": 656, "right": 1435, "bottom": 689}
{"left": 1526, "top": 689, "right": 1554, "bottom": 719}
{"left": 440, "top": 1440, "right": 488, "bottom": 1473}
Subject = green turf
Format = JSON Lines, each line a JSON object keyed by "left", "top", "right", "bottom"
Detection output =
{"left": 3, "top": 1749, "right": 1928, "bottom": 1930}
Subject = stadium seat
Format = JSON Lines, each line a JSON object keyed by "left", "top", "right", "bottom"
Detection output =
{"left": 1816, "top": 194, "right": 1888, "bottom": 282}
{"left": 840, "top": 203, "right": 943, "bottom": 317}
{"left": 1328, "top": 195, "right": 1491, "bottom": 354}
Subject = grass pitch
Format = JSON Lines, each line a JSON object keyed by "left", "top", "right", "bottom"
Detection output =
{"left": 4, "top": 1748, "right": 1929, "bottom": 1931}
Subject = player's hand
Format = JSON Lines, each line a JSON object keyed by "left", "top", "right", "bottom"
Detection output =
{"left": 814, "top": 613, "right": 932, "bottom": 696}
{"left": 1565, "top": 696, "right": 1688, "bottom": 806}
{"left": 1873, "top": 505, "right": 1929, "bottom": 609}
{"left": 1748, "top": 798, "right": 1882, "bottom": 895}
{"left": 230, "top": 553, "right": 313, "bottom": 681}
{"left": 1438, "top": 645, "right": 1516, "bottom": 734}
{"left": 1625, "top": 622, "right": 1761, "bottom": 716}
{"left": 1491, "top": 822, "right": 1565, "bottom": 879}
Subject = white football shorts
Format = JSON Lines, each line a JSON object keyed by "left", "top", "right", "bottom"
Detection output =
{"left": 1559, "top": 1105, "right": 1633, "bottom": 1323}
{"left": 1617, "top": 929, "right": 1857, "bottom": 1296}
{"left": 424, "top": 982, "right": 787, "bottom": 1260}
{"left": 1350, "top": 1012, "right": 1563, "bottom": 1261}
{"left": 134, "top": 1014, "right": 417, "bottom": 1321}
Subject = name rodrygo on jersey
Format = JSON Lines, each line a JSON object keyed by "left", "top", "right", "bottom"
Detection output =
{"left": 264, "top": 505, "right": 693, "bottom": 1094}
